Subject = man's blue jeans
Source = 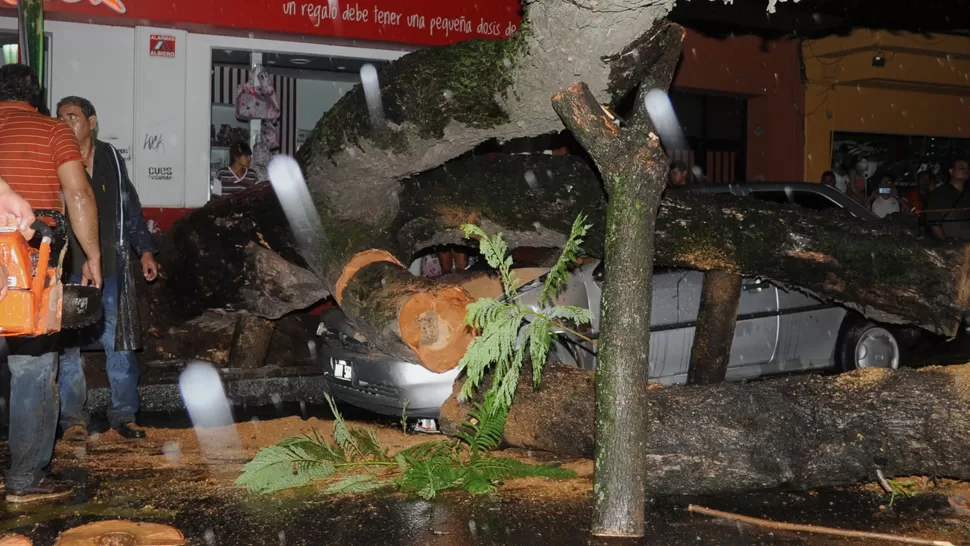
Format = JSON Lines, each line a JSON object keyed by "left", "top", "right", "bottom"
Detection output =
{"left": 58, "top": 275, "right": 140, "bottom": 430}
{"left": 5, "top": 337, "right": 59, "bottom": 490}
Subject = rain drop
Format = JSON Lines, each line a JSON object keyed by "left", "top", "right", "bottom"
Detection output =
{"left": 443, "top": 89, "right": 454, "bottom": 102}
{"left": 162, "top": 440, "right": 182, "bottom": 465}
{"left": 204, "top": 529, "right": 216, "bottom": 545}
{"left": 359, "top": 64, "right": 385, "bottom": 125}
{"left": 644, "top": 89, "right": 686, "bottom": 151}
{"left": 524, "top": 170, "right": 538, "bottom": 189}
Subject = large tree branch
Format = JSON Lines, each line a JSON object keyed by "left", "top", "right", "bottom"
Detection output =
{"left": 441, "top": 362, "right": 970, "bottom": 497}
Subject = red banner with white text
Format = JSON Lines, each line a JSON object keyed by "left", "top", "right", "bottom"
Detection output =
{"left": 1, "top": 0, "right": 523, "bottom": 46}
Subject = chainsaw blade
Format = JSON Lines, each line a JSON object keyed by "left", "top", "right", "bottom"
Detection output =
{"left": 61, "top": 284, "right": 103, "bottom": 329}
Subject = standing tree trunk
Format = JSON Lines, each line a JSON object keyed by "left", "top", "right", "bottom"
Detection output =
{"left": 550, "top": 23, "right": 684, "bottom": 537}
{"left": 686, "top": 270, "right": 743, "bottom": 385}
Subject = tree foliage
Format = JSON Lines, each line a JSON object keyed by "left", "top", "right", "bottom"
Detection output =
{"left": 236, "top": 393, "right": 574, "bottom": 497}
{"left": 458, "top": 215, "right": 593, "bottom": 407}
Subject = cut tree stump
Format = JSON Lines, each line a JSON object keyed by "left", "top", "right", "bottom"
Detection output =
{"left": 686, "top": 270, "right": 742, "bottom": 385}
{"left": 441, "top": 362, "right": 970, "bottom": 497}
{"left": 55, "top": 520, "right": 185, "bottom": 546}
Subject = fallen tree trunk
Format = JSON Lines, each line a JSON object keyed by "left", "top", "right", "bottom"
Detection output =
{"left": 294, "top": 5, "right": 680, "bottom": 371}
{"left": 146, "top": 151, "right": 970, "bottom": 366}
{"left": 395, "top": 154, "right": 970, "bottom": 336}
{"left": 440, "top": 362, "right": 970, "bottom": 496}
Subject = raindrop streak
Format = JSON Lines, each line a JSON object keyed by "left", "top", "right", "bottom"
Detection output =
{"left": 524, "top": 170, "right": 538, "bottom": 189}
{"left": 179, "top": 361, "right": 242, "bottom": 463}
{"left": 268, "top": 156, "right": 326, "bottom": 279}
{"left": 644, "top": 89, "right": 686, "bottom": 152}
{"left": 360, "top": 63, "right": 384, "bottom": 125}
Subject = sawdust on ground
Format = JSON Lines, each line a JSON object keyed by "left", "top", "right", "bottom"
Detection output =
{"left": 55, "top": 416, "right": 593, "bottom": 502}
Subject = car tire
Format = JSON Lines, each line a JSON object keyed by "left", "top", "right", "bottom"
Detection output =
{"left": 836, "top": 316, "right": 901, "bottom": 372}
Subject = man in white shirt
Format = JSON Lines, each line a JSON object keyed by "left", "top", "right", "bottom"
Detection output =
{"left": 869, "top": 174, "right": 902, "bottom": 219}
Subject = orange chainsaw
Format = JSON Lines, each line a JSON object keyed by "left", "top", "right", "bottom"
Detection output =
{"left": 0, "top": 210, "right": 102, "bottom": 336}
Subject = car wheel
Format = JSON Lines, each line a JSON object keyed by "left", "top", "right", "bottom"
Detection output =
{"left": 836, "top": 317, "right": 901, "bottom": 372}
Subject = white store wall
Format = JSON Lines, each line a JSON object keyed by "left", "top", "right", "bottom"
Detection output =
{"left": 0, "top": 17, "right": 135, "bottom": 177}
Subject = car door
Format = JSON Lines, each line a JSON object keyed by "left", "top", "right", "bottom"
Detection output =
{"left": 726, "top": 276, "right": 781, "bottom": 380}
{"left": 650, "top": 270, "right": 779, "bottom": 383}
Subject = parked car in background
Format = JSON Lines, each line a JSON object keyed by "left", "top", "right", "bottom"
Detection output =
{"left": 693, "top": 182, "right": 880, "bottom": 220}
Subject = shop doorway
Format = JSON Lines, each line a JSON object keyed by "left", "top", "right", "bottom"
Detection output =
{"left": 208, "top": 49, "right": 386, "bottom": 199}
{"left": 669, "top": 91, "right": 747, "bottom": 184}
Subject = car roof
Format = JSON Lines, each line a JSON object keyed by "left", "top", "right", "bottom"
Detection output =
{"left": 688, "top": 182, "right": 879, "bottom": 220}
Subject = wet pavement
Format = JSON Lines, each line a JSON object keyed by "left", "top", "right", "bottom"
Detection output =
{"left": 0, "top": 404, "right": 967, "bottom": 545}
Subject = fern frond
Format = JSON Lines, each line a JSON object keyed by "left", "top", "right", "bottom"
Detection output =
{"left": 325, "top": 393, "right": 360, "bottom": 457}
{"left": 454, "top": 392, "right": 508, "bottom": 454}
{"left": 460, "top": 467, "right": 496, "bottom": 495}
{"left": 397, "top": 454, "right": 463, "bottom": 500}
{"left": 324, "top": 475, "right": 391, "bottom": 495}
{"left": 526, "top": 319, "right": 553, "bottom": 387}
{"left": 472, "top": 455, "right": 577, "bottom": 481}
{"left": 235, "top": 443, "right": 338, "bottom": 493}
{"left": 547, "top": 305, "right": 593, "bottom": 326}
{"left": 539, "top": 215, "right": 590, "bottom": 306}
{"left": 350, "top": 428, "right": 389, "bottom": 461}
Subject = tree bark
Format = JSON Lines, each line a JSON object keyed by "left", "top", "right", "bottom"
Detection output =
{"left": 441, "top": 362, "right": 970, "bottom": 497}
{"left": 686, "top": 270, "right": 742, "bottom": 385}
{"left": 153, "top": 184, "right": 328, "bottom": 323}
{"left": 228, "top": 314, "right": 275, "bottom": 369}
{"left": 549, "top": 23, "right": 684, "bottom": 537}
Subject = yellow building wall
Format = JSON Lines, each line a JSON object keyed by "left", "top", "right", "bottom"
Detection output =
{"left": 803, "top": 29, "right": 970, "bottom": 182}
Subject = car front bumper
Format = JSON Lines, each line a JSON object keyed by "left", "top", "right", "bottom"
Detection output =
{"left": 317, "top": 337, "right": 460, "bottom": 419}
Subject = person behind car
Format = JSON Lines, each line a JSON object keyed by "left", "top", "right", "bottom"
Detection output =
{"left": 867, "top": 174, "right": 903, "bottom": 219}
{"left": 668, "top": 160, "right": 689, "bottom": 187}
{"left": 820, "top": 170, "right": 840, "bottom": 191}
{"left": 928, "top": 157, "right": 970, "bottom": 240}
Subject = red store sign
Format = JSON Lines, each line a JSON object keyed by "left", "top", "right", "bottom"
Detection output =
{"left": 1, "top": 0, "right": 523, "bottom": 46}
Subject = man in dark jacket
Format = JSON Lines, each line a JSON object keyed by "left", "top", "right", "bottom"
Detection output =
{"left": 56, "top": 96, "right": 158, "bottom": 441}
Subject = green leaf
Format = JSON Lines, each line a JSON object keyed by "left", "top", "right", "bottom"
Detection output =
{"left": 473, "top": 455, "right": 577, "bottom": 481}
{"left": 539, "top": 215, "right": 590, "bottom": 306}
{"left": 235, "top": 443, "right": 338, "bottom": 494}
{"left": 324, "top": 475, "right": 390, "bottom": 495}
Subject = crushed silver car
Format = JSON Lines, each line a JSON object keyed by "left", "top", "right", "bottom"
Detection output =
{"left": 317, "top": 257, "right": 903, "bottom": 420}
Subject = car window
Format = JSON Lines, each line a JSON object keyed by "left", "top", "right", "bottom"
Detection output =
{"left": 790, "top": 191, "right": 840, "bottom": 212}
{"left": 749, "top": 189, "right": 840, "bottom": 212}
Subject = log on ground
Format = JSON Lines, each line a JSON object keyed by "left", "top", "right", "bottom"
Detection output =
{"left": 441, "top": 362, "right": 970, "bottom": 496}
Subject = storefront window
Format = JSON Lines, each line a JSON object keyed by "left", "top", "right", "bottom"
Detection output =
{"left": 207, "top": 49, "right": 386, "bottom": 200}
{"left": 831, "top": 131, "right": 970, "bottom": 187}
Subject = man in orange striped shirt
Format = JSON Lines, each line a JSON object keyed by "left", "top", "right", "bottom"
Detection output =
{"left": 0, "top": 64, "right": 102, "bottom": 505}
